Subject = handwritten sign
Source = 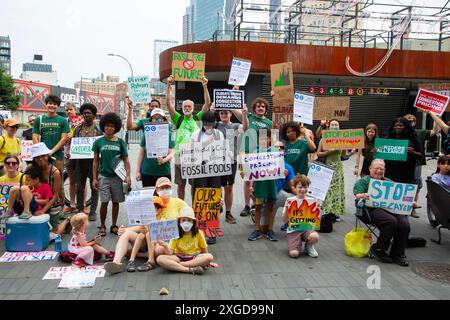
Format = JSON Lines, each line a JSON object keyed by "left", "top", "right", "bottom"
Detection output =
{"left": 366, "top": 179, "right": 418, "bottom": 215}
{"left": 172, "top": 52, "right": 206, "bottom": 82}
{"left": 243, "top": 152, "right": 285, "bottom": 181}
{"left": 148, "top": 219, "right": 179, "bottom": 242}
{"left": 128, "top": 76, "right": 151, "bottom": 104}
{"left": 20, "top": 140, "right": 33, "bottom": 162}
{"left": 214, "top": 89, "right": 244, "bottom": 110}
{"left": 126, "top": 189, "right": 156, "bottom": 226}
{"left": 307, "top": 162, "right": 334, "bottom": 202}
{"left": 313, "top": 97, "right": 350, "bottom": 121}
{"left": 228, "top": 58, "right": 252, "bottom": 86}
{"left": 70, "top": 137, "right": 100, "bottom": 159}
{"left": 272, "top": 106, "right": 293, "bottom": 130}
{"left": 271, "top": 62, "right": 294, "bottom": 107}
{"left": 0, "top": 251, "right": 58, "bottom": 263}
{"left": 144, "top": 123, "right": 169, "bottom": 158}
{"left": 193, "top": 188, "right": 222, "bottom": 230}
{"left": 294, "top": 92, "right": 314, "bottom": 125}
{"left": 287, "top": 198, "right": 321, "bottom": 232}
{"left": 43, "top": 266, "right": 105, "bottom": 280}
{"left": 414, "top": 88, "right": 449, "bottom": 116}
{"left": 322, "top": 129, "right": 365, "bottom": 150}
{"left": 374, "top": 138, "right": 408, "bottom": 161}
{"left": 58, "top": 270, "right": 96, "bottom": 289}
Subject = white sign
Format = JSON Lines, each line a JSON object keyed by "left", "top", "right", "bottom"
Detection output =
{"left": 112, "top": 157, "right": 127, "bottom": 181}
{"left": 20, "top": 140, "right": 33, "bottom": 162}
{"left": 180, "top": 140, "right": 232, "bottom": 179}
{"left": 243, "top": 152, "right": 285, "bottom": 181}
{"left": 148, "top": 219, "right": 179, "bottom": 242}
{"left": 213, "top": 89, "right": 244, "bottom": 110}
{"left": 70, "top": 137, "right": 100, "bottom": 159}
{"left": 0, "top": 111, "right": 12, "bottom": 120}
{"left": 128, "top": 76, "right": 151, "bottom": 104}
{"left": 307, "top": 162, "right": 334, "bottom": 202}
{"left": 126, "top": 189, "right": 157, "bottom": 226}
{"left": 228, "top": 58, "right": 252, "bottom": 86}
{"left": 294, "top": 92, "right": 314, "bottom": 125}
{"left": 0, "top": 251, "right": 58, "bottom": 263}
{"left": 43, "top": 266, "right": 105, "bottom": 280}
{"left": 366, "top": 179, "right": 418, "bottom": 215}
{"left": 144, "top": 123, "right": 169, "bottom": 158}
{"left": 58, "top": 270, "right": 96, "bottom": 289}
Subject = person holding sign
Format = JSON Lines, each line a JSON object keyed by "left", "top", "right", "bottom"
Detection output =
{"left": 281, "top": 175, "right": 320, "bottom": 258}
{"left": 353, "top": 159, "right": 411, "bottom": 267}
{"left": 354, "top": 124, "right": 378, "bottom": 177}
{"left": 166, "top": 75, "right": 211, "bottom": 201}
{"left": 126, "top": 99, "right": 162, "bottom": 132}
{"left": 92, "top": 113, "right": 131, "bottom": 237}
{"left": 427, "top": 111, "right": 450, "bottom": 155}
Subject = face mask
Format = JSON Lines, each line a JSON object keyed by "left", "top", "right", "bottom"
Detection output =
{"left": 158, "top": 189, "right": 172, "bottom": 198}
{"left": 180, "top": 221, "right": 193, "bottom": 232}
{"left": 152, "top": 118, "right": 164, "bottom": 123}
{"left": 204, "top": 128, "right": 214, "bottom": 135}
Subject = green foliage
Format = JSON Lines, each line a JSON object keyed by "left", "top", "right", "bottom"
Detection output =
{"left": 0, "top": 68, "right": 19, "bottom": 111}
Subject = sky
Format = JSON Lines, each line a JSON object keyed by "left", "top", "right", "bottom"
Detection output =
{"left": 0, "top": 0, "right": 189, "bottom": 87}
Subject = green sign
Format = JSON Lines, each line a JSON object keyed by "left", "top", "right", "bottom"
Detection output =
{"left": 374, "top": 138, "right": 408, "bottom": 161}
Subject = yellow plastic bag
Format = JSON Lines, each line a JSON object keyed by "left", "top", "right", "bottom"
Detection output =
{"left": 345, "top": 228, "right": 372, "bottom": 258}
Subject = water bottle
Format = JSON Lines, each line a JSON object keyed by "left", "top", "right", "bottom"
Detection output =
{"left": 54, "top": 235, "right": 62, "bottom": 253}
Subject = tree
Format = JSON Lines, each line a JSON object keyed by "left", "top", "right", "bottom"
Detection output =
{"left": 0, "top": 68, "right": 19, "bottom": 111}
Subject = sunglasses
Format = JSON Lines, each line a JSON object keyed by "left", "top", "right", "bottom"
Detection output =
{"left": 5, "top": 161, "right": 18, "bottom": 166}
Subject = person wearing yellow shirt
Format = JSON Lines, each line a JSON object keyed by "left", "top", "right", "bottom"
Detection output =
{"left": 0, "top": 155, "right": 25, "bottom": 218}
{"left": 0, "top": 119, "right": 21, "bottom": 171}
{"left": 156, "top": 207, "right": 214, "bottom": 275}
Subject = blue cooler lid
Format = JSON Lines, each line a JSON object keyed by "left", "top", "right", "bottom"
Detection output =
{"left": 6, "top": 214, "right": 50, "bottom": 224}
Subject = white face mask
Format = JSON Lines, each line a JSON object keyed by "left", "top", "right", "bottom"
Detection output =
{"left": 158, "top": 189, "right": 172, "bottom": 198}
{"left": 180, "top": 221, "right": 194, "bottom": 232}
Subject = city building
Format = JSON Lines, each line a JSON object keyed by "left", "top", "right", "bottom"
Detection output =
{"left": 20, "top": 55, "right": 58, "bottom": 85}
{"left": 183, "top": 4, "right": 195, "bottom": 44}
{"left": 153, "top": 40, "right": 178, "bottom": 78}
{"left": 0, "top": 35, "right": 11, "bottom": 75}
{"left": 74, "top": 74, "right": 120, "bottom": 95}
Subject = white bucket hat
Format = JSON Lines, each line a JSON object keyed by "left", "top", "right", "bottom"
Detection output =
{"left": 151, "top": 108, "right": 165, "bottom": 118}
{"left": 30, "top": 143, "right": 55, "bottom": 163}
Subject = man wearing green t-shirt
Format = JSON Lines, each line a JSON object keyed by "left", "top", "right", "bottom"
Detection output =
{"left": 32, "top": 95, "right": 70, "bottom": 209}
{"left": 166, "top": 74, "right": 211, "bottom": 200}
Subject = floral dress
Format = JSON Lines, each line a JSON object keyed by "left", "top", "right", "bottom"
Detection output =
{"left": 322, "top": 151, "right": 345, "bottom": 216}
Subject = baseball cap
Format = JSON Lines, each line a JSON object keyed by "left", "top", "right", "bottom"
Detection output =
{"left": 155, "top": 177, "right": 172, "bottom": 188}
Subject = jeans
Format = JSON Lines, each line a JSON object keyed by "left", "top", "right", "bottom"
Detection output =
{"left": 76, "top": 160, "right": 99, "bottom": 214}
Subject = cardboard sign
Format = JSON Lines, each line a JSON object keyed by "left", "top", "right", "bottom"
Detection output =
{"left": 313, "top": 97, "right": 350, "bottom": 121}
{"left": 243, "top": 152, "right": 285, "bottom": 181}
{"left": 128, "top": 76, "right": 151, "bottom": 104}
{"left": 144, "top": 123, "right": 169, "bottom": 158}
{"left": 322, "top": 129, "right": 365, "bottom": 150}
{"left": 43, "top": 266, "right": 105, "bottom": 280}
{"left": 172, "top": 52, "right": 206, "bottom": 82}
{"left": 270, "top": 62, "right": 294, "bottom": 107}
{"left": 307, "top": 162, "right": 334, "bottom": 202}
{"left": 294, "top": 92, "right": 314, "bottom": 125}
{"left": 20, "top": 140, "right": 33, "bottom": 162}
{"left": 70, "top": 137, "right": 100, "bottom": 159}
{"left": 148, "top": 219, "right": 179, "bottom": 242}
{"left": 367, "top": 179, "right": 418, "bottom": 215}
{"left": 272, "top": 106, "right": 293, "bottom": 130}
{"left": 374, "top": 138, "right": 408, "bottom": 162}
{"left": 287, "top": 198, "right": 321, "bottom": 232}
{"left": 228, "top": 58, "right": 252, "bottom": 86}
{"left": 414, "top": 88, "right": 449, "bottom": 116}
{"left": 0, "top": 251, "right": 58, "bottom": 262}
{"left": 126, "top": 189, "right": 156, "bottom": 226}
{"left": 193, "top": 188, "right": 222, "bottom": 230}
{"left": 213, "top": 89, "right": 244, "bottom": 110}
{"left": 58, "top": 271, "right": 96, "bottom": 289}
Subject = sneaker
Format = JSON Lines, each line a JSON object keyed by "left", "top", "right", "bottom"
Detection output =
{"left": 369, "top": 245, "right": 392, "bottom": 263}
{"left": 105, "top": 251, "right": 115, "bottom": 262}
{"left": 305, "top": 244, "right": 319, "bottom": 258}
{"left": 411, "top": 209, "right": 420, "bottom": 218}
{"left": 391, "top": 255, "right": 409, "bottom": 267}
{"left": 18, "top": 211, "right": 32, "bottom": 220}
{"left": 266, "top": 230, "right": 278, "bottom": 241}
{"left": 248, "top": 230, "right": 263, "bottom": 241}
{"left": 207, "top": 237, "right": 217, "bottom": 245}
{"left": 240, "top": 206, "right": 250, "bottom": 217}
{"left": 127, "top": 260, "right": 137, "bottom": 272}
{"left": 72, "top": 258, "right": 85, "bottom": 268}
{"left": 104, "top": 262, "right": 126, "bottom": 275}
{"left": 189, "top": 266, "right": 205, "bottom": 275}
{"left": 280, "top": 223, "right": 288, "bottom": 231}
{"left": 225, "top": 213, "right": 237, "bottom": 224}
{"left": 88, "top": 212, "right": 97, "bottom": 222}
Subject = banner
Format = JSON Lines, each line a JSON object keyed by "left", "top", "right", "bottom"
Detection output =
{"left": 322, "top": 129, "right": 365, "bottom": 150}
{"left": 270, "top": 62, "right": 294, "bottom": 107}
{"left": 148, "top": 219, "right": 179, "bottom": 242}
{"left": 0, "top": 251, "right": 58, "bottom": 262}
{"left": 374, "top": 138, "right": 408, "bottom": 161}
{"left": 144, "top": 123, "right": 169, "bottom": 158}
{"left": 20, "top": 140, "right": 33, "bottom": 162}
{"left": 126, "top": 189, "right": 156, "bottom": 226}
{"left": 228, "top": 58, "right": 252, "bottom": 86}
{"left": 128, "top": 76, "right": 151, "bottom": 104}
{"left": 414, "top": 88, "right": 449, "bottom": 116}
{"left": 180, "top": 140, "right": 232, "bottom": 179}
{"left": 366, "top": 179, "right": 418, "bottom": 215}
{"left": 287, "top": 198, "right": 321, "bottom": 232}
{"left": 172, "top": 52, "right": 206, "bottom": 82}
{"left": 213, "top": 89, "right": 244, "bottom": 110}
{"left": 307, "top": 162, "right": 334, "bottom": 202}
{"left": 294, "top": 92, "right": 314, "bottom": 125}
{"left": 43, "top": 266, "right": 105, "bottom": 280}
{"left": 70, "top": 137, "right": 100, "bottom": 159}
{"left": 243, "top": 152, "right": 285, "bottom": 181}
{"left": 313, "top": 97, "right": 350, "bottom": 121}
{"left": 193, "top": 188, "right": 222, "bottom": 230}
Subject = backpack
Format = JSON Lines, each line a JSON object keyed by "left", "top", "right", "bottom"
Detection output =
{"left": 175, "top": 113, "right": 200, "bottom": 130}
{"left": 319, "top": 214, "right": 334, "bottom": 233}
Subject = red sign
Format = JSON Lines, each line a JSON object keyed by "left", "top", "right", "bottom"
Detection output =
{"left": 414, "top": 89, "right": 450, "bottom": 116}
{"left": 182, "top": 60, "right": 195, "bottom": 70}
{"left": 319, "top": 87, "right": 325, "bottom": 94}
{"left": 308, "top": 86, "right": 316, "bottom": 94}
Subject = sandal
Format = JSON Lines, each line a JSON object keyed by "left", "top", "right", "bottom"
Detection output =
{"left": 137, "top": 261, "right": 155, "bottom": 272}
{"left": 189, "top": 266, "right": 204, "bottom": 275}
{"left": 97, "top": 226, "right": 107, "bottom": 237}
{"left": 110, "top": 225, "right": 119, "bottom": 235}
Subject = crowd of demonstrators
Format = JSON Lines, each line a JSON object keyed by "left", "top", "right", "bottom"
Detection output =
{"left": 0, "top": 118, "right": 21, "bottom": 172}
{"left": 431, "top": 155, "right": 450, "bottom": 190}
{"left": 354, "top": 124, "right": 378, "bottom": 177}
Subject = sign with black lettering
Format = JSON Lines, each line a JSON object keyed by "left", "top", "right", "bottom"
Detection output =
{"left": 213, "top": 89, "right": 244, "bottom": 110}
{"left": 193, "top": 188, "right": 222, "bottom": 230}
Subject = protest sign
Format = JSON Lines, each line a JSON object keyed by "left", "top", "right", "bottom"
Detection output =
{"left": 414, "top": 88, "right": 449, "bottom": 116}
{"left": 112, "top": 157, "right": 127, "bottom": 181}
{"left": 419, "top": 83, "right": 450, "bottom": 111}
{"left": 180, "top": 140, "right": 232, "bottom": 179}
{"left": 172, "top": 52, "right": 206, "bottom": 82}
{"left": 307, "top": 162, "right": 334, "bottom": 202}
{"left": 313, "top": 97, "right": 350, "bottom": 121}
{"left": 243, "top": 152, "right": 285, "bottom": 181}
{"left": 228, "top": 58, "right": 252, "bottom": 86}
{"left": 213, "top": 89, "right": 244, "bottom": 110}
{"left": 270, "top": 62, "right": 294, "bottom": 107}
{"left": 149, "top": 219, "right": 179, "bottom": 242}
{"left": 193, "top": 188, "right": 222, "bottom": 230}
{"left": 144, "top": 123, "right": 169, "bottom": 158}
{"left": 43, "top": 266, "right": 105, "bottom": 280}
{"left": 126, "top": 189, "right": 156, "bottom": 226}
{"left": 58, "top": 270, "right": 96, "bottom": 289}
{"left": 0, "top": 251, "right": 58, "bottom": 263}
{"left": 70, "top": 137, "right": 100, "bottom": 159}
{"left": 322, "top": 129, "right": 365, "bottom": 150}
{"left": 20, "top": 140, "right": 33, "bottom": 162}
{"left": 0, "top": 111, "right": 12, "bottom": 120}
{"left": 128, "top": 76, "right": 151, "bottom": 104}
{"left": 272, "top": 106, "right": 293, "bottom": 130}
{"left": 287, "top": 198, "right": 321, "bottom": 232}
{"left": 366, "top": 179, "right": 418, "bottom": 215}
{"left": 374, "top": 138, "right": 408, "bottom": 161}
{"left": 294, "top": 92, "right": 314, "bottom": 125}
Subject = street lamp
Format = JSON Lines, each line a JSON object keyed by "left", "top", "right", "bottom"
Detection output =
{"left": 107, "top": 53, "right": 134, "bottom": 77}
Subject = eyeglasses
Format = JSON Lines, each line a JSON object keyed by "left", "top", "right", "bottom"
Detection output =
{"left": 5, "top": 161, "right": 18, "bottom": 166}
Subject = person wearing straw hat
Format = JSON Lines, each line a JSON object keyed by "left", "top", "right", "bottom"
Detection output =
{"left": 156, "top": 207, "right": 214, "bottom": 275}
{"left": 0, "top": 118, "right": 21, "bottom": 171}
